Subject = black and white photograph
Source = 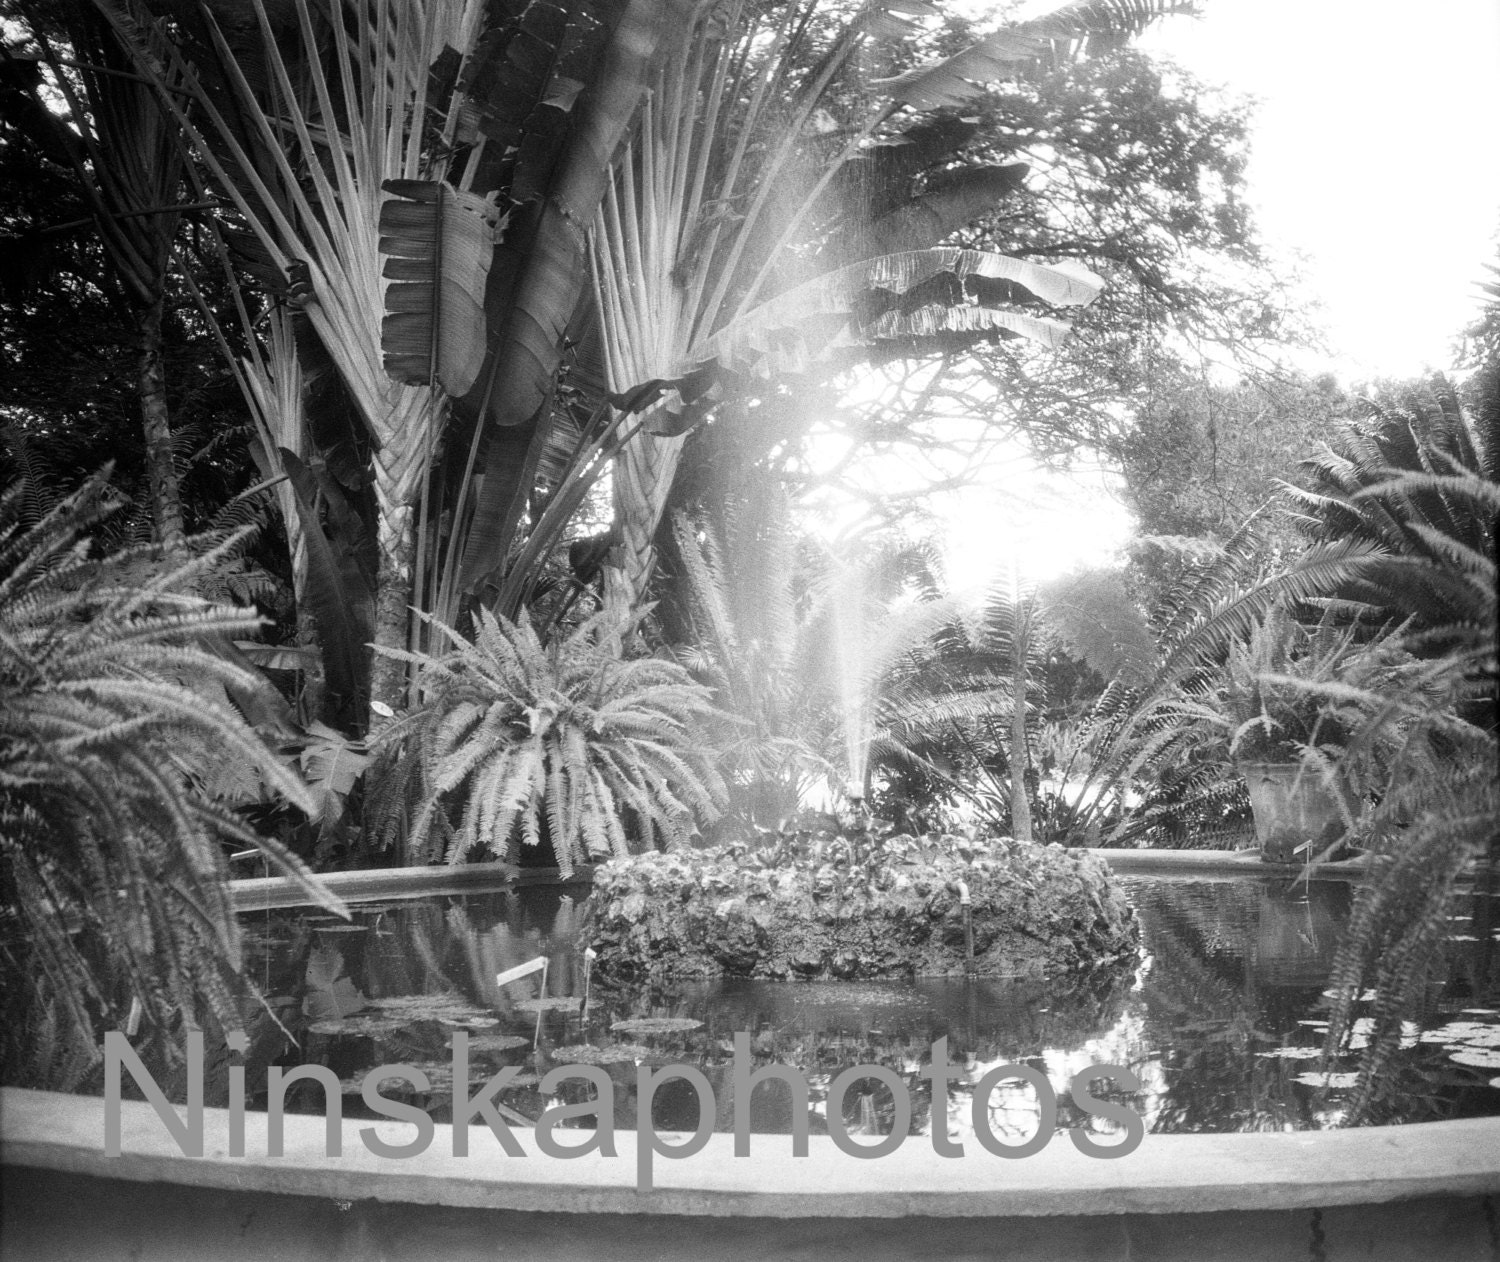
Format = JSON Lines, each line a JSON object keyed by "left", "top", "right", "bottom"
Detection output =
{"left": 1, "top": 1, "right": 1497, "bottom": 1258}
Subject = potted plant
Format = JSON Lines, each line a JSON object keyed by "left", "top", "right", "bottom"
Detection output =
{"left": 1220, "top": 605, "right": 1399, "bottom": 863}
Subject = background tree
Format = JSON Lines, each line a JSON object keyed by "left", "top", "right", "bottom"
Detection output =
{"left": 673, "top": 28, "right": 1303, "bottom": 550}
{"left": 0, "top": 7, "right": 254, "bottom": 551}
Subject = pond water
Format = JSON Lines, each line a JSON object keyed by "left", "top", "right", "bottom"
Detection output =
{"left": 238, "top": 872, "right": 1500, "bottom": 1143}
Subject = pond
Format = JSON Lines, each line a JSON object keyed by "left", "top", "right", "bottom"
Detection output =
{"left": 237, "top": 871, "right": 1500, "bottom": 1145}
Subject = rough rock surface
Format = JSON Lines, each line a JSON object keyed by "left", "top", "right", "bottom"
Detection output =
{"left": 585, "top": 840, "right": 1139, "bottom": 981}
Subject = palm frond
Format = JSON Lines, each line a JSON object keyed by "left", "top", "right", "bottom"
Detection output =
{"left": 2, "top": 469, "right": 342, "bottom": 1088}
{"left": 372, "top": 606, "right": 726, "bottom": 866}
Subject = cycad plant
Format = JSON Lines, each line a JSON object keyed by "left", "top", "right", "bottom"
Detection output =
{"left": 667, "top": 485, "right": 837, "bottom": 829}
{"left": 0, "top": 471, "right": 343, "bottom": 1088}
{"left": 868, "top": 573, "right": 1044, "bottom": 838}
{"left": 370, "top": 608, "right": 726, "bottom": 872}
{"left": 1317, "top": 649, "right": 1496, "bottom": 1120}
{"left": 1302, "top": 415, "right": 1498, "bottom": 1115}
{"left": 1283, "top": 376, "right": 1497, "bottom": 651}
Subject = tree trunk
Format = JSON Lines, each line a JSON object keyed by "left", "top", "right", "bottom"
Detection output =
{"left": 136, "top": 293, "right": 186, "bottom": 560}
{"left": 370, "top": 502, "right": 416, "bottom": 724}
{"left": 608, "top": 428, "right": 687, "bottom": 621}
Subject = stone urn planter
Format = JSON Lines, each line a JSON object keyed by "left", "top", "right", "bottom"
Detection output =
{"left": 1238, "top": 761, "right": 1348, "bottom": 864}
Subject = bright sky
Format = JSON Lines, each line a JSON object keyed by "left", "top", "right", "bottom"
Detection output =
{"left": 845, "top": 0, "right": 1500, "bottom": 594}
{"left": 1136, "top": 0, "right": 1500, "bottom": 382}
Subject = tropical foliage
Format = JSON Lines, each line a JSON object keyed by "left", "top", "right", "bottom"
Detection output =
{"left": 368, "top": 608, "right": 726, "bottom": 872}
{"left": 666, "top": 484, "right": 837, "bottom": 828}
{"left": 2, "top": 0, "right": 1494, "bottom": 1138}
{"left": 0, "top": 471, "right": 343, "bottom": 1087}
{"left": 58, "top": 0, "right": 1152, "bottom": 731}
{"left": 1283, "top": 377, "right": 1498, "bottom": 656}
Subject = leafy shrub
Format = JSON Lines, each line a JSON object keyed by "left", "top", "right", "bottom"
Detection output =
{"left": 371, "top": 608, "right": 726, "bottom": 871}
{"left": 0, "top": 471, "right": 342, "bottom": 1087}
{"left": 587, "top": 836, "right": 1139, "bottom": 982}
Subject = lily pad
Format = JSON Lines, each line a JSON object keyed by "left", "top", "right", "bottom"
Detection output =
{"left": 609, "top": 1017, "right": 703, "bottom": 1035}
{"left": 1255, "top": 1046, "right": 1323, "bottom": 1059}
{"left": 1420, "top": 1022, "right": 1500, "bottom": 1046}
{"left": 462, "top": 1032, "right": 530, "bottom": 1053}
{"left": 366, "top": 994, "right": 492, "bottom": 1021}
{"left": 551, "top": 1043, "right": 653, "bottom": 1065}
{"left": 1449, "top": 1048, "right": 1500, "bottom": 1069}
{"left": 1292, "top": 1071, "right": 1360, "bottom": 1089}
{"left": 309, "top": 1013, "right": 419, "bottom": 1037}
{"left": 1346, "top": 1017, "right": 1418, "bottom": 1050}
{"left": 515, "top": 996, "right": 582, "bottom": 1014}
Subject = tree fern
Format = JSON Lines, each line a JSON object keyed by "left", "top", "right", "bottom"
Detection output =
{"left": 1, "top": 470, "right": 344, "bottom": 1088}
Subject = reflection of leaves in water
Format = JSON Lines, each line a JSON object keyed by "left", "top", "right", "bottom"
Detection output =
{"left": 610, "top": 1017, "right": 703, "bottom": 1035}
{"left": 406, "top": 905, "right": 456, "bottom": 992}
{"left": 342, "top": 1063, "right": 540, "bottom": 1096}
{"left": 447, "top": 902, "right": 488, "bottom": 996}
{"left": 302, "top": 944, "right": 365, "bottom": 1020}
{"left": 552, "top": 1043, "right": 652, "bottom": 1064}
{"left": 516, "top": 997, "right": 581, "bottom": 1013}
{"left": 1136, "top": 887, "right": 1312, "bottom": 1132}
{"left": 789, "top": 985, "right": 920, "bottom": 1008}
{"left": 251, "top": 877, "right": 1498, "bottom": 1134}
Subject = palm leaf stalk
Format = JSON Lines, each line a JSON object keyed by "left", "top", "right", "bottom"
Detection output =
{"left": 96, "top": 0, "right": 494, "bottom": 719}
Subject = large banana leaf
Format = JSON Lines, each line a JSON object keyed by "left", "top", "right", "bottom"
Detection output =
{"left": 695, "top": 248, "right": 1103, "bottom": 377}
{"left": 379, "top": 179, "right": 501, "bottom": 397}
{"left": 456, "top": 0, "right": 691, "bottom": 596}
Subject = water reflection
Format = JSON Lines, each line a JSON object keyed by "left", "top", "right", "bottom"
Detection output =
{"left": 239, "top": 874, "right": 1500, "bottom": 1137}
